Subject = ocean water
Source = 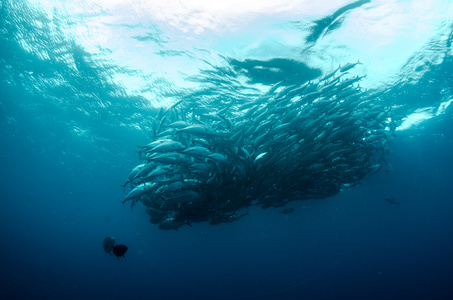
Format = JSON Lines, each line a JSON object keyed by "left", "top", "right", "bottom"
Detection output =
{"left": 1, "top": 1, "right": 453, "bottom": 299}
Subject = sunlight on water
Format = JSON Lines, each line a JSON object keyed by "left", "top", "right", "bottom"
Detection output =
{"left": 397, "top": 98, "right": 453, "bottom": 131}
{"left": 14, "top": 0, "right": 451, "bottom": 97}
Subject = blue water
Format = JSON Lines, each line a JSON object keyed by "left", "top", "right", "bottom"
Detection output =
{"left": 1, "top": 1, "right": 453, "bottom": 299}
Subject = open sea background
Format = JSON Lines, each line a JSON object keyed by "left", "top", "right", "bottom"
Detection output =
{"left": 1, "top": 1, "right": 453, "bottom": 299}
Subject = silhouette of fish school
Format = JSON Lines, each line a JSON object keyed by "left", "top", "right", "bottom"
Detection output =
{"left": 103, "top": 236, "right": 128, "bottom": 258}
{"left": 121, "top": 61, "right": 395, "bottom": 229}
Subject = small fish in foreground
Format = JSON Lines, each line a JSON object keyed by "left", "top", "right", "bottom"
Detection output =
{"left": 103, "top": 236, "right": 128, "bottom": 259}
{"left": 384, "top": 197, "right": 400, "bottom": 207}
{"left": 103, "top": 236, "right": 115, "bottom": 254}
{"left": 112, "top": 244, "right": 128, "bottom": 258}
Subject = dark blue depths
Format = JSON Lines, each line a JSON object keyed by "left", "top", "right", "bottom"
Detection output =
{"left": 2, "top": 79, "right": 453, "bottom": 300}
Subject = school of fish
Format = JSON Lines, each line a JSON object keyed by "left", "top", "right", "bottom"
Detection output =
{"left": 122, "top": 62, "right": 394, "bottom": 230}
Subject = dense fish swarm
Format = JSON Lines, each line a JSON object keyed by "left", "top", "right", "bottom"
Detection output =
{"left": 122, "top": 63, "right": 394, "bottom": 230}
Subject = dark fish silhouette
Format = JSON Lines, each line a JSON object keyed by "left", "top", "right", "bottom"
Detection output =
{"left": 158, "top": 217, "right": 191, "bottom": 230}
{"left": 281, "top": 208, "right": 295, "bottom": 214}
{"left": 209, "top": 211, "right": 248, "bottom": 225}
{"left": 384, "top": 197, "right": 400, "bottom": 206}
{"left": 112, "top": 244, "right": 128, "bottom": 258}
{"left": 103, "top": 236, "right": 116, "bottom": 254}
{"left": 122, "top": 57, "right": 392, "bottom": 230}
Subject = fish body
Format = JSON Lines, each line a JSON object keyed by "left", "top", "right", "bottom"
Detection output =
{"left": 156, "top": 181, "right": 184, "bottom": 194}
{"left": 339, "top": 61, "right": 362, "bottom": 73}
{"left": 178, "top": 124, "right": 218, "bottom": 137}
{"left": 183, "top": 146, "right": 211, "bottom": 157}
{"left": 210, "top": 212, "right": 248, "bottom": 225}
{"left": 103, "top": 236, "right": 116, "bottom": 254}
{"left": 150, "top": 141, "right": 185, "bottom": 153}
{"left": 139, "top": 139, "right": 173, "bottom": 151}
{"left": 132, "top": 163, "right": 156, "bottom": 181}
{"left": 158, "top": 218, "right": 191, "bottom": 230}
{"left": 281, "top": 208, "right": 295, "bottom": 214}
{"left": 190, "top": 162, "right": 212, "bottom": 172}
{"left": 112, "top": 244, "right": 128, "bottom": 258}
{"left": 123, "top": 182, "right": 155, "bottom": 203}
{"left": 122, "top": 163, "right": 145, "bottom": 188}
{"left": 208, "top": 153, "right": 227, "bottom": 162}
{"left": 254, "top": 152, "right": 268, "bottom": 163}
{"left": 167, "top": 121, "right": 190, "bottom": 129}
{"left": 163, "top": 190, "right": 199, "bottom": 205}
{"left": 149, "top": 152, "right": 190, "bottom": 164}
{"left": 145, "top": 166, "right": 173, "bottom": 180}
{"left": 384, "top": 197, "right": 400, "bottom": 206}
{"left": 321, "top": 67, "right": 339, "bottom": 81}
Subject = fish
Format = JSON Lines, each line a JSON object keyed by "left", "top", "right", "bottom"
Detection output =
{"left": 320, "top": 66, "right": 339, "bottom": 81}
{"left": 384, "top": 197, "right": 400, "bottom": 207}
{"left": 162, "top": 190, "right": 199, "bottom": 205}
{"left": 210, "top": 211, "right": 248, "bottom": 225}
{"left": 207, "top": 153, "right": 227, "bottom": 162}
{"left": 156, "top": 181, "right": 184, "bottom": 194}
{"left": 148, "top": 152, "right": 190, "bottom": 164}
{"left": 122, "top": 182, "right": 155, "bottom": 204}
{"left": 339, "top": 60, "right": 362, "bottom": 73}
{"left": 146, "top": 208, "right": 168, "bottom": 218}
{"left": 149, "top": 214, "right": 167, "bottom": 224}
{"left": 177, "top": 124, "right": 218, "bottom": 137}
{"left": 131, "top": 163, "right": 156, "bottom": 181}
{"left": 158, "top": 218, "right": 191, "bottom": 231}
{"left": 158, "top": 115, "right": 167, "bottom": 134}
{"left": 138, "top": 139, "right": 173, "bottom": 151}
{"left": 112, "top": 244, "right": 128, "bottom": 258}
{"left": 201, "top": 113, "right": 223, "bottom": 121}
{"left": 189, "top": 163, "right": 212, "bottom": 172}
{"left": 167, "top": 121, "right": 190, "bottom": 129}
{"left": 121, "top": 164, "right": 145, "bottom": 189}
{"left": 183, "top": 146, "right": 211, "bottom": 157}
{"left": 150, "top": 141, "right": 185, "bottom": 153}
{"left": 157, "top": 128, "right": 177, "bottom": 137}
{"left": 281, "top": 208, "right": 295, "bottom": 214}
{"left": 164, "top": 99, "right": 184, "bottom": 113}
{"left": 254, "top": 152, "right": 268, "bottom": 163}
{"left": 144, "top": 166, "right": 173, "bottom": 180}
{"left": 103, "top": 236, "right": 116, "bottom": 254}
